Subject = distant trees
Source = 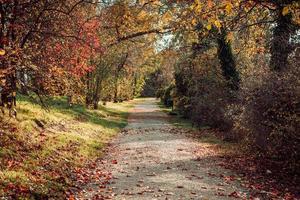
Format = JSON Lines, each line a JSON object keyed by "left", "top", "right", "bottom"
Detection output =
{"left": 0, "top": 0, "right": 162, "bottom": 112}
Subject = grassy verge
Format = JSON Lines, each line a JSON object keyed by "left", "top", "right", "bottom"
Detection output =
{"left": 0, "top": 96, "right": 135, "bottom": 199}
{"left": 157, "top": 101, "right": 238, "bottom": 152}
{"left": 157, "top": 102, "right": 195, "bottom": 130}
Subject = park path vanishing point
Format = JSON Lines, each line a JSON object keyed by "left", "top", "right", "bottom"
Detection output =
{"left": 74, "top": 98, "right": 249, "bottom": 200}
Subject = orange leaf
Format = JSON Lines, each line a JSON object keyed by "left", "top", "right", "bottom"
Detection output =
{"left": 282, "top": 6, "right": 289, "bottom": 16}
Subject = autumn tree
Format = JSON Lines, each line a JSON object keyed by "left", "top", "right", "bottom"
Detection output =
{"left": 0, "top": 0, "right": 101, "bottom": 110}
{"left": 84, "top": 0, "right": 161, "bottom": 107}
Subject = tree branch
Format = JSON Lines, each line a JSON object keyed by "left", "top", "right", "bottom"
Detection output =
{"left": 108, "top": 27, "right": 173, "bottom": 47}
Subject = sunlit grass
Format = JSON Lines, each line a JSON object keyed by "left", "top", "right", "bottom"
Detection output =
{"left": 0, "top": 95, "right": 135, "bottom": 198}
{"left": 0, "top": 170, "right": 30, "bottom": 185}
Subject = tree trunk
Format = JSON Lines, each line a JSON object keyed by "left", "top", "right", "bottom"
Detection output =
{"left": 113, "top": 81, "right": 118, "bottom": 103}
{"left": 113, "top": 53, "right": 128, "bottom": 103}
{"left": 270, "top": 9, "right": 296, "bottom": 71}
{"left": 93, "top": 99, "right": 99, "bottom": 109}
{"left": 217, "top": 28, "right": 240, "bottom": 90}
{"left": 92, "top": 75, "right": 101, "bottom": 109}
{"left": 19, "top": 69, "right": 29, "bottom": 95}
{"left": 132, "top": 74, "right": 137, "bottom": 97}
{"left": 85, "top": 72, "right": 92, "bottom": 107}
{"left": 67, "top": 95, "right": 73, "bottom": 107}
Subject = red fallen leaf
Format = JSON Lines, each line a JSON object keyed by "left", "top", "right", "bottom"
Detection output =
{"left": 9, "top": 127, "right": 17, "bottom": 132}
{"left": 111, "top": 160, "right": 118, "bottom": 164}
{"left": 283, "top": 193, "right": 296, "bottom": 200}
{"left": 19, "top": 185, "right": 29, "bottom": 193}
{"left": 39, "top": 131, "right": 46, "bottom": 137}
{"left": 7, "top": 160, "right": 14, "bottom": 168}
{"left": 67, "top": 195, "right": 75, "bottom": 200}
{"left": 207, "top": 172, "right": 216, "bottom": 177}
{"left": 3, "top": 182, "right": 16, "bottom": 193}
{"left": 216, "top": 192, "right": 226, "bottom": 196}
{"left": 228, "top": 191, "right": 240, "bottom": 198}
{"left": 269, "top": 188, "right": 280, "bottom": 197}
{"left": 223, "top": 175, "right": 235, "bottom": 182}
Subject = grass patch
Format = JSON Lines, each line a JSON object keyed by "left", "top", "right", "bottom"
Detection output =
{"left": 157, "top": 101, "right": 239, "bottom": 153}
{"left": 0, "top": 95, "right": 135, "bottom": 199}
{"left": 157, "top": 102, "right": 196, "bottom": 129}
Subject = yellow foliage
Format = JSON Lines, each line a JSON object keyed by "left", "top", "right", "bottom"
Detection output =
{"left": 0, "top": 49, "right": 5, "bottom": 56}
{"left": 226, "top": 32, "right": 234, "bottom": 43}
{"left": 282, "top": 6, "right": 290, "bottom": 16}
{"left": 225, "top": 3, "right": 233, "bottom": 14}
{"left": 186, "top": 32, "right": 198, "bottom": 44}
{"left": 290, "top": 2, "right": 300, "bottom": 25}
{"left": 162, "top": 11, "right": 173, "bottom": 22}
{"left": 192, "top": 19, "right": 197, "bottom": 26}
{"left": 206, "top": 24, "right": 212, "bottom": 30}
{"left": 214, "top": 20, "right": 222, "bottom": 29}
{"left": 137, "top": 10, "right": 147, "bottom": 20}
{"left": 190, "top": 0, "right": 205, "bottom": 14}
{"left": 194, "top": 0, "right": 202, "bottom": 14}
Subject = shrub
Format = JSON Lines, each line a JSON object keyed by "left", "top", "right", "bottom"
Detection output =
{"left": 173, "top": 50, "right": 236, "bottom": 133}
{"left": 155, "top": 88, "right": 164, "bottom": 99}
{"left": 189, "top": 81, "right": 235, "bottom": 133}
{"left": 234, "top": 64, "right": 300, "bottom": 169}
{"left": 161, "top": 84, "right": 175, "bottom": 108}
{"left": 175, "top": 96, "right": 191, "bottom": 118}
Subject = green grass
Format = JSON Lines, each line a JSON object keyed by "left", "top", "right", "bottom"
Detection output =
{"left": 157, "top": 101, "right": 237, "bottom": 152}
{"left": 0, "top": 95, "right": 135, "bottom": 199}
{"left": 157, "top": 102, "right": 196, "bottom": 129}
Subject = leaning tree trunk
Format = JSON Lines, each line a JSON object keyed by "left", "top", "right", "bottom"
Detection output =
{"left": 92, "top": 76, "right": 101, "bottom": 109}
{"left": 85, "top": 72, "right": 93, "bottom": 107}
{"left": 19, "top": 69, "right": 29, "bottom": 95}
{"left": 270, "top": 9, "right": 296, "bottom": 71}
{"left": 217, "top": 28, "right": 240, "bottom": 90}
{"left": 113, "top": 80, "right": 119, "bottom": 103}
{"left": 113, "top": 53, "right": 128, "bottom": 103}
{"left": 132, "top": 74, "right": 137, "bottom": 98}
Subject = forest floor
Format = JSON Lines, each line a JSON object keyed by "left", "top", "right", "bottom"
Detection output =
{"left": 72, "top": 98, "right": 254, "bottom": 199}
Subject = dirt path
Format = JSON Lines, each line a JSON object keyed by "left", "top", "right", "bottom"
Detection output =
{"left": 74, "top": 98, "right": 249, "bottom": 199}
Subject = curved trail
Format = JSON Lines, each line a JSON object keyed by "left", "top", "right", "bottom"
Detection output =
{"left": 74, "top": 98, "right": 248, "bottom": 199}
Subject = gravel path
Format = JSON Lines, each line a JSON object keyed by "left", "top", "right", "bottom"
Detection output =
{"left": 74, "top": 98, "right": 249, "bottom": 200}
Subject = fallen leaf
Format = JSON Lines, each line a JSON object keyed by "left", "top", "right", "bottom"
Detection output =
{"left": 111, "top": 160, "right": 118, "bottom": 164}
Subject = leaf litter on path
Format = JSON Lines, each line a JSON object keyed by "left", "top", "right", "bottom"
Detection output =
{"left": 70, "top": 99, "right": 298, "bottom": 199}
